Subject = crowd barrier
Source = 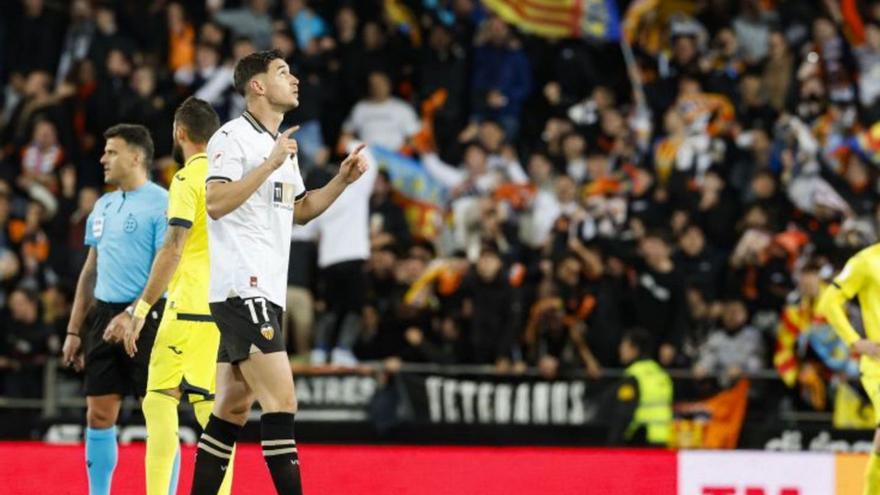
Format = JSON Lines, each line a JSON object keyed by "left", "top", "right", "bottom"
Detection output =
{"left": 0, "top": 360, "right": 871, "bottom": 452}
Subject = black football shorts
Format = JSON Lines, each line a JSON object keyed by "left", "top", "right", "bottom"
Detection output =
{"left": 84, "top": 299, "right": 164, "bottom": 397}
{"left": 210, "top": 297, "right": 285, "bottom": 364}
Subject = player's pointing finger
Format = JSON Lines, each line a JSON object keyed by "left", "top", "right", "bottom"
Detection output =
{"left": 349, "top": 143, "right": 366, "bottom": 157}
{"left": 281, "top": 125, "right": 300, "bottom": 138}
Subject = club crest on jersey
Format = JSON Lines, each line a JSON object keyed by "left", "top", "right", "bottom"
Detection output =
{"left": 250, "top": 276, "right": 258, "bottom": 287}
{"left": 260, "top": 323, "right": 274, "bottom": 340}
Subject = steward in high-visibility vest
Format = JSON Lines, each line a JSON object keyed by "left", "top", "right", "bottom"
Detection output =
{"left": 607, "top": 328, "right": 673, "bottom": 446}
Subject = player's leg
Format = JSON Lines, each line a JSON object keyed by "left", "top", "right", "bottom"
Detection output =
{"left": 238, "top": 351, "right": 302, "bottom": 494}
{"left": 186, "top": 321, "right": 236, "bottom": 495}
{"left": 862, "top": 375, "right": 880, "bottom": 495}
{"left": 143, "top": 388, "right": 182, "bottom": 495}
{"left": 83, "top": 304, "right": 128, "bottom": 495}
{"left": 191, "top": 362, "right": 254, "bottom": 495}
{"left": 129, "top": 302, "right": 178, "bottom": 495}
{"left": 143, "top": 311, "right": 187, "bottom": 495}
{"left": 86, "top": 394, "right": 122, "bottom": 495}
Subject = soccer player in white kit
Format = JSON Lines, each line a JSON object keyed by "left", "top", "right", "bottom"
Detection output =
{"left": 190, "top": 50, "right": 368, "bottom": 495}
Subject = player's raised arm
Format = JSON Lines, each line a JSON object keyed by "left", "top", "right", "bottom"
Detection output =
{"left": 206, "top": 126, "right": 299, "bottom": 220}
{"left": 293, "top": 144, "right": 368, "bottom": 225}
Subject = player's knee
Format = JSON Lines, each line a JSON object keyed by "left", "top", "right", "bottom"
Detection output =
{"left": 216, "top": 395, "right": 253, "bottom": 425}
{"left": 281, "top": 394, "right": 298, "bottom": 414}
{"left": 158, "top": 387, "right": 182, "bottom": 400}
{"left": 262, "top": 393, "right": 297, "bottom": 414}
{"left": 87, "top": 407, "right": 118, "bottom": 429}
{"left": 221, "top": 405, "right": 250, "bottom": 426}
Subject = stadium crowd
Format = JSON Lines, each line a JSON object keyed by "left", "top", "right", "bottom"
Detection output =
{"left": 0, "top": 0, "right": 878, "bottom": 414}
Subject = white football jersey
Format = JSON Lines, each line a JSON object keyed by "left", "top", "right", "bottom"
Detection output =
{"left": 206, "top": 111, "right": 306, "bottom": 309}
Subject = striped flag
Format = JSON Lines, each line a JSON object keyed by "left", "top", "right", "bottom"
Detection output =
{"left": 366, "top": 146, "right": 447, "bottom": 240}
{"left": 482, "top": 0, "right": 621, "bottom": 41}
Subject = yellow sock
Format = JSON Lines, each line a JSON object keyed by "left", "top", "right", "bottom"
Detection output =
{"left": 193, "top": 399, "right": 235, "bottom": 495}
{"left": 143, "top": 391, "right": 179, "bottom": 495}
{"left": 866, "top": 452, "right": 880, "bottom": 495}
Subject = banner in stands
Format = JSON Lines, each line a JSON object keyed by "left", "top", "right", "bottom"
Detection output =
{"left": 397, "top": 373, "right": 610, "bottom": 426}
{"left": 30, "top": 370, "right": 865, "bottom": 450}
{"left": 293, "top": 372, "right": 378, "bottom": 423}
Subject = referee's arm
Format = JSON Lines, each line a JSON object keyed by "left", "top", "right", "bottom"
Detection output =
{"left": 68, "top": 247, "right": 98, "bottom": 336}
{"left": 63, "top": 247, "right": 97, "bottom": 368}
{"left": 294, "top": 144, "right": 368, "bottom": 225}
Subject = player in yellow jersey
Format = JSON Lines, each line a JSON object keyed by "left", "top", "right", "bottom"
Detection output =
{"left": 818, "top": 244, "right": 880, "bottom": 495}
{"left": 122, "top": 97, "right": 233, "bottom": 495}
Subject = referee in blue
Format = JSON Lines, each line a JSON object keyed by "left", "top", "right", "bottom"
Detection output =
{"left": 62, "top": 124, "right": 169, "bottom": 495}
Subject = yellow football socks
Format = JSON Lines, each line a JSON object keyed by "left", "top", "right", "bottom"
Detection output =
{"left": 143, "top": 391, "right": 180, "bottom": 495}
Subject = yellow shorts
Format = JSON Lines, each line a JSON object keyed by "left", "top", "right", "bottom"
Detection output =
{"left": 861, "top": 374, "right": 880, "bottom": 425}
{"left": 147, "top": 307, "right": 221, "bottom": 401}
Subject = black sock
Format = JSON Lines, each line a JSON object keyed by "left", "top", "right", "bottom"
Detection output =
{"left": 261, "top": 412, "right": 302, "bottom": 495}
{"left": 191, "top": 414, "right": 241, "bottom": 495}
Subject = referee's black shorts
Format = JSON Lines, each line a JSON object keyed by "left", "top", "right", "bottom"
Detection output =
{"left": 83, "top": 299, "right": 164, "bottom": 397}
{"left": 210, "top": 297, "right": 285, "bottom": 364}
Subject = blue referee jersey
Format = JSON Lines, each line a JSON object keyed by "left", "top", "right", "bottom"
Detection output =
{"left": 85, "top": 181, "right": 168, "bottom": 303}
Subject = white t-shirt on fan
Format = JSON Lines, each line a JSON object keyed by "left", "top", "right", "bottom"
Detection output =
{"left": 342, "top": 97, "right": 420, "bottom": 151}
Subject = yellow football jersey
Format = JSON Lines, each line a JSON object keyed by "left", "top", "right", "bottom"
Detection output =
{"left": 166, "top": 152, "right": 210, "bottom": 316}
{"left": 819, "top": 244, "right": 880, "bottom": 376}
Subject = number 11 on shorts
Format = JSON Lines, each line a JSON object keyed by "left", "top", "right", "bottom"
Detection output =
{"left": 244, "top": 297, "right": 269, "bottom": 323}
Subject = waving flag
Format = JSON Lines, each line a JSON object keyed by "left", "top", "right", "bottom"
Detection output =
{"left": 369, "top": 146, "right": 447, "bottom": 206}
{"left": 366, "top": 146, "right": 447, "bottom": 240}
{"left": 671, "top": 379, "right": 750, "bottom": 449}
{"left": 482, "top": 0, "right": 620, "bottom": 41}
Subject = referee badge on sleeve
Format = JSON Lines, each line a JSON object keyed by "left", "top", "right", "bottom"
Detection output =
{"left": 260, "top": 323, "right": 275, "bottom": 340}
{"left": 92, "top": 217, "right": 104, "bottom": 238}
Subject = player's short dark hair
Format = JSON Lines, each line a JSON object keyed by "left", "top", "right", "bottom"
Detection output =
{"left": 233, "top": 49, "right": 284, "bottom": 95}
{"left": 103, "top": 123, "right": 154, "bottom": 166}
{"left": 622, "top": 328, "right": 654, "bottom": 357}
{"left": 174, "top": 96, "right": 220, "bottom": 144}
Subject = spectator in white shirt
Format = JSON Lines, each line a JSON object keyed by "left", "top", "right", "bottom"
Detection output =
{"left": 693, "top": 298, "right": 764, "bottom": 387}
{"left": 856, "top": 22, "right": 880, "bottom": 110}
{"left": 423, "top": 141, "right": 527, "bottom": 252}
{"left": 339, "top": 71, "right": 420, "bottom": 152}
{"left": 311, "top": 144, "right": 380, "bottom": 366}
